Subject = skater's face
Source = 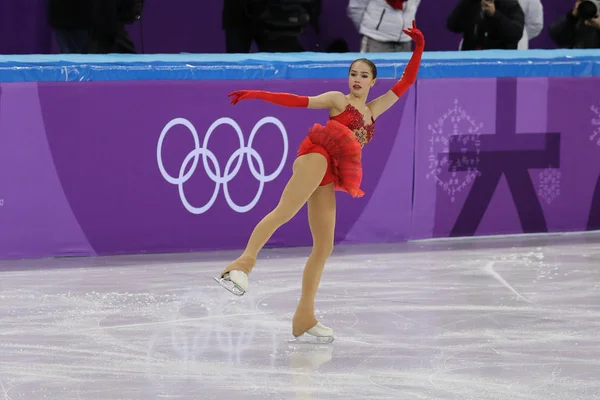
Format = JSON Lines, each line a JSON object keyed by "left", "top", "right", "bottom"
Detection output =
{"left": 348, "top": 60, "right": 376, "bottom": 96}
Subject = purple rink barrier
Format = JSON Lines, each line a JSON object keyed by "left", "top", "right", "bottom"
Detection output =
{"left": 0, "top": 80, "right": 415, "bottom": 259}
{"left": 411, "top": 77, "right": 600, "bottom": 239}
{"left": 2, "top": 71, "right": 600, "bottom": 260}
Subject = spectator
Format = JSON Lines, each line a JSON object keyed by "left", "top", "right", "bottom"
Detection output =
{"left": 550, "top": 0, "right": 600, "bottom": 49}
{"left": 222, "top": 0, "right": 321, "bottom": 53}
{"left": 347, "top": 0, "right": 421, "bottom": 52}
{"left": 47, "top": 0, "right": 92, "bottom": 53}
{"left": 222, "top": 0, "right": 265, "bottom": 53}
{"left": 447, "top": 0, "right": 524, "bottom": 50}
{"left": 327, "top": 38, "right": 351, "bottom": 52}
{"left": 517, "top": 0, "right": 543, "bottom": 49}
{"left": 86, "top": 0, "right": 139, "bottom": 54}
{"left": 47, "top": 0, "right": 141, "bottom": 54}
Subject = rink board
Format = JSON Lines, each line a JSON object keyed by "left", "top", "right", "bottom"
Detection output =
{"left": 0, "top": 51, "right": 598, "bottom": 258}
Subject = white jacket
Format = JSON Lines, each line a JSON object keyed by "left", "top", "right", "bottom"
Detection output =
{"left": 517, "top": 0, "right": 543, "bottom": 49}
{"left": 347, "top": 0, "right": 421, "bottom": 43}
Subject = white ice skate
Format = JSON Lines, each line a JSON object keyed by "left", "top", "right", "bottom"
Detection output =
{"left": 213, "top": 270, "right": 248, "bottom": 296}
{"left": 289, "top": 322, "right": 335, "bottom": 345}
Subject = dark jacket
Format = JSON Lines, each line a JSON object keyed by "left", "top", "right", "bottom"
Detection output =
{"left": 222, "top": 0, "right": 262, "bottom": 29}
{"left": 447, "top": 0, "right": 524, "bottom": 50}
{"left": 47, "top": 0, "right": 93, "bottom": 30}
{"left": 222, "top": 0, "right": 321, "bottom": 33}
{"left": 550, "top": 11, "right": 600, "bottom": 49}
{"left": 47, "top": 0, "right": 141, "bottom": 32}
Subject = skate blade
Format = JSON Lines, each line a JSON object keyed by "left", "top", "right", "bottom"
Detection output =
{"left": 213, "top": 276, "right": 245, "bottom": 296}
{"left": 288, "top": 335, "right": 334, "bottom": 345}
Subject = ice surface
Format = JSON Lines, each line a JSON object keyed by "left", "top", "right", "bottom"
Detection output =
{"left": 1, "top": 232, "right": 600, "bottom": 399}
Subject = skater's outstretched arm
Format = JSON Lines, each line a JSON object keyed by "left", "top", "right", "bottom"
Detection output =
{"left": 307, "top": 91, "right": 347, "bottom": 110}
{"left": 368, "top": 20, "right": 425, "bottom": 120}
{"left": 228, "top": 89, "right": 346, "bottom": 111}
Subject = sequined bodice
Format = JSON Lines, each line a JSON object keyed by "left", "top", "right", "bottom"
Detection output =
{"left": 330, "top": 104, "right": 375, "bottom": 147}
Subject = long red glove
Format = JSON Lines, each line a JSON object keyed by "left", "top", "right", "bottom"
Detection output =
{"left": 227, "top": 90, "right": 309, "bottom": 107}
{"left": 391, "top": 20, "right": 425, "bottom": 98}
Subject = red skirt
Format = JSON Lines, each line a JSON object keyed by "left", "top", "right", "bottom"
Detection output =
{"left": 296, "top": 120, "right": 365, "bottom": 198}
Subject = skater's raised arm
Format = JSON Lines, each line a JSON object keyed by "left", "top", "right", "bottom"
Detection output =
{"left": 368, "top": 21, "right": 425, "bottom": 120}
{"left": 228, "top": 89, "right": 346, "bottom": 111}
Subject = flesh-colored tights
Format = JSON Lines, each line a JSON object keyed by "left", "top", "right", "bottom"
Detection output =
{"left": 220, "top": 153, "right": 335, "bottom": 337}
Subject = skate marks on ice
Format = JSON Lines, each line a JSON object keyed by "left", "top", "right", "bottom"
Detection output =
{"left": 483, "top": 261, "right": 533, "bottom": 303}
{"left": 0, "top": 263, "right": 342, "bottom": 399}
{"left": 315, "top": 236, "right": 600, "bottom": 399}
{"left": 0, "top": 232, "right": 599, "bottom": 398}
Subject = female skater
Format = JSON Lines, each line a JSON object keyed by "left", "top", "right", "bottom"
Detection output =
{"left": 215, "top": 21, "right": 424, "bottom": 343}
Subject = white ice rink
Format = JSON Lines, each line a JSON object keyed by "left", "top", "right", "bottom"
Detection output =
{"left": 1, "top": 232, "right": 599, "bottom": 399}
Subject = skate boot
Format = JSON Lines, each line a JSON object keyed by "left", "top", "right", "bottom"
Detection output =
{"left": 290, "top": 313, "right": 334, "bottom": 344}
{"left": 213, "top": 255, "right": 255, "bottom": 296}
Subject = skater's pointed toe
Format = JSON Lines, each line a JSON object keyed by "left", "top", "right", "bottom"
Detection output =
{"left": 216, "top": 255, "right": 255, "bottom": 296}
{"left": 214, "top": 269, "right": 249, "bottom": 296}
{"left": 228, "top": 270, "right": 248, "bottom": 292}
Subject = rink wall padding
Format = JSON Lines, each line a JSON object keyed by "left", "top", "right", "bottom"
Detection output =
{"left": 0, "top": 50, "right": 599, "bottom": 259}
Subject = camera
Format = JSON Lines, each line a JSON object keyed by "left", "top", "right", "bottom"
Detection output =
{"left": 578, "top": 0, "right": 600, "bottom": 20}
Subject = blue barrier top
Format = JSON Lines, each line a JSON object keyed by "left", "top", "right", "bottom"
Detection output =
{"left": 1, "top": 49, "right": 600, "bottom": 82}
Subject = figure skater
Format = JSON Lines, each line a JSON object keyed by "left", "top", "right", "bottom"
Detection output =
{"left": 215, "top": 21, "right": 424, "bottom": 343}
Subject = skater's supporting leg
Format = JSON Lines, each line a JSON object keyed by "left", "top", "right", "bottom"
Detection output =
{"left": 293, "top": 183, "right": 336, "bottom": 337}
{"left": 221, "top": 153, "right": 328, "bottom": 277}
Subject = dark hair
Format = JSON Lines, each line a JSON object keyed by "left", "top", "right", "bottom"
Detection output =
{"left": 349, "top": 58, "right": 377, "bottom": 79}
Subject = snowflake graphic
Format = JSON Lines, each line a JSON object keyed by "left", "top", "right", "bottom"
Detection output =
{"left": 590, "top": 105, "right": 600, "bottom": 147}
{"left": 536, "top": 167, "right": 561, "bottom": 205}
{"left": 425, "top": 98, "right": 483, "bottom": 202}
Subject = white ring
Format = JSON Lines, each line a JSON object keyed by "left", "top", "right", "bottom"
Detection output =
{"left": 157, "top": 116, "right": 288, "bottom": 214}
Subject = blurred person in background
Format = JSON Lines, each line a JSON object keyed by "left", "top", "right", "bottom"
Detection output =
{"left": 447, "top": 0, "right": 524, "bottom": 50}
{"left": 455, "top": 0, "right": 541, "bottom": 49}
{"left": 47, "top": 0, "right": 92, "bottom": 53}
{"left": 47, "top": 0, "right": 143, "bottom": 54}
{"left": 347, "top": 0, "right": 421, "bottom": 52}
{"left": 86, "top": 0, "right": 143, "bottom": 53}
{"left": 517, "top": 0, "right": 543, "bottom": 49}
{"left": 222, "top": 0, "right": 321, "bottom": 53}
{"left": 326, "top": 38, "right": 350, "bottom": 52}
{"left": 550, "top": 0, "right": 600, "bottom": 48}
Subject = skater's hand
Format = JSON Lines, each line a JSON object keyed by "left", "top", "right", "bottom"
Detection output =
{"left": 403, "top": 20, "right": 424, "bottom": 47}
{"left": 228, "top": 90, "right": 256, "bottom": 105}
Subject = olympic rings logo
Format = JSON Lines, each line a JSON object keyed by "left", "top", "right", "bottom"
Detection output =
{"left": 157, "top": 116, "right": 288, "bottom": 214}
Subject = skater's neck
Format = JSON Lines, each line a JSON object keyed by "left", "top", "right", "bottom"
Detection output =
{"left": 347, "top": 92, "right": 367, "bottom": 106}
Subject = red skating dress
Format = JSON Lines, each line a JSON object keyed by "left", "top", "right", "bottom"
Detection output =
{"left": 296, "top": 103, "right": 375, "bottom": 198}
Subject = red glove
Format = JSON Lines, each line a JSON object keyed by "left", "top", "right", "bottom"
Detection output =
{"left": 228, "top": 90, "right": 309, "bottom": 108}
{"left": 391, "top": 20, "right": 425, "bottom": 98}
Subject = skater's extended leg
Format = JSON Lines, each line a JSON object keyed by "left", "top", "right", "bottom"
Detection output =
{"left": 219, "top": 153, "right": 328, "bottom": 287}
{"left": 293, "top": 183, "right": 336, "bottom": 338}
